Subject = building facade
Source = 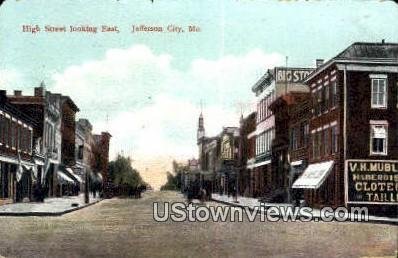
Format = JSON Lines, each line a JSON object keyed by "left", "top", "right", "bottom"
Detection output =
{"left": 293, "top": 42, "right": 398, "bottom": 212}
{"left": 252, "top": 67, "right": 313, "bottom": 199}
{"left": 270, "top": 92, "right": 310, "bottom": 203}
{"left": 0, "top": 91, "right": 36, "bottom": 205}
{"left": 92, "top": 132, "right": 112, "bottom": 197}
{"left": 237, "top": 112, "right": 256, "bottom": 197}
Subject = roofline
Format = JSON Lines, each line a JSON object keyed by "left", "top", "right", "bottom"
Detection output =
{"left": 251, "top": 72, "right": 271, "bottom": 93}
{"left": 304, "top": 58, "right": 398, "bottom": 83}
{"left": 62, "top": 96, "right": 80, "bottom": 112}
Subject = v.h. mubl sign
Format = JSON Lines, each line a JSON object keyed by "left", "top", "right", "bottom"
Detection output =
{"left": 345, "top": 160, "right": 398, "bottom": 205}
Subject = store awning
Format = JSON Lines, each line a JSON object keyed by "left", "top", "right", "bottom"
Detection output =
{"left": 292, "top": 160, "right": 334, "bottom": 189}
{"left": 66, "top": 168, "right": 83, "bottom": 183}
{"left": 57, "top": 170, "right": 75, "bottom": 184}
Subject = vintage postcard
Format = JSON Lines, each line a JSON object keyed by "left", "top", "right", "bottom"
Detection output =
{"left": 0, "top": 0, "right": 397, "bottom": 257}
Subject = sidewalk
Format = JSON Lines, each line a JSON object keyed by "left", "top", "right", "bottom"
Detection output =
{"left": 211, "top": 193, "right": 398, "bottom": 225}
{"left": 0, "top": 194, "right": 102, "bottom": 216}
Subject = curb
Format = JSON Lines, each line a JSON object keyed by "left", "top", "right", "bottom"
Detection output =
{"left": 0, "top": 199, "right": 103, "bottom": 217}
{"left": 210, "top": 198, "right": 398, "bottom": 226}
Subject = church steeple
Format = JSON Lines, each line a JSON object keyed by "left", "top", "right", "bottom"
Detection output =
{"left": 197, "top": 102, "right": 205, "bottom": 143}
{"left": 197, "top": 112, "right": 205, "bottom": 142}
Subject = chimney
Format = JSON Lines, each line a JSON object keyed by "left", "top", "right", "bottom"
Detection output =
{"left": 34, "top": 86, "right": 44, "bottom": 97}
{"left": 14, "top": 90, "right": 22, "bottom": 96}
{"left": 316, "top": 59, "right": 324, "bottom": 68}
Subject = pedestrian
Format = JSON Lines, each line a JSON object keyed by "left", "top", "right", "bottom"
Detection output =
{"left": 187, "top": 185, "right": 193, "bottom": 204}
{"left": 200, "top": 188, "right": 207, "bottom": 203}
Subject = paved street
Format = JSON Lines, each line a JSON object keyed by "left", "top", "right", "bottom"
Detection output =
{"left": 0, "top": 191, "right": 396, "bottom": 258}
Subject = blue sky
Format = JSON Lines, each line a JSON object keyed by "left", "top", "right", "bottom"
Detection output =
{"left": 1, "top": 0, "right": 397, "bottom": 188}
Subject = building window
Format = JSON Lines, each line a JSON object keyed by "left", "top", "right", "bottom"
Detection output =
{"left": 331, "top": 81, "right": 338, "bottom": 108}
{"left": 312, "top": 132, "right": 316, "bottom": 158}
{"left": 370, "top": 123, "right": 387, "bottom": 155}
{"left": 303, "top": 123, "right": 309, "bottom": 146}
{"left": 11, "top": 121, "right": 16, "bottom": 148}
{"left": 323, "top": 84, "right": 329, "bottom": 112}
{"left": 290, "top": 127, "right": 298, "bottom": 150}
{"left": 314, "top": 89, "right": 322, "bottom": 116}
{"left": 331, "top": 126, "right": 339, "bottom": 154}
{"left": 324, "top": 128, "right": 330, "bottom": 155}
{"left": 4, "top": 118, "right": 10, "bottom": 147}
{"left": 371, "top": 75, "right": 387, "bottom": 109}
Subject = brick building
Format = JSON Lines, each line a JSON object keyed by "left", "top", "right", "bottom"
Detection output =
{"left": 92, "top": 132, "right": 112, "bottom": 197}
{"left": 293, "top": 42, "right": 398, "bottom": 211}
{"left": 0, "top": 91, "right": 36, "bottom": 205}
{"left": 269, "top": 92, "right": 310, "bottom": 203}
{"left": 237, "top": 112, "right": 256, "bottom": 197}
{"left": 60, "top": 96, "right": 79, "bottom": 167}
{"left": 252, "top": 67, "right": 313, "bottom": 199}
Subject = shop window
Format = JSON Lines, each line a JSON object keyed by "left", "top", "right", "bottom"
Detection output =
{"left": 370, "top": 123, "right": 388, "bottom": 155}
{"left": 370, "top": 75, "right": 387, "bottom": 109}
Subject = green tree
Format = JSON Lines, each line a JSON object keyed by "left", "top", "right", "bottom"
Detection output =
{"left": 160, "top": 160, "right": 187, "bottom": 191}
{"left": 109, "top": 154, "right": 144, "bottom": 189}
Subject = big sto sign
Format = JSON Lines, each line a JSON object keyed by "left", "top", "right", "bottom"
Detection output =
{"left": 275, "top": 67, "right": 313, "bottom": 83}
{"left": 345, "top": 160, "right": 398, "bottom": 205}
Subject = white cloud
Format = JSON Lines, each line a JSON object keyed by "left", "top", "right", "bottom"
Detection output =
{"left": 0, "top": 69, "right": 25, "bottom": 91}
{"left": 51, "top": 44, "right": 283, "bottom": 188}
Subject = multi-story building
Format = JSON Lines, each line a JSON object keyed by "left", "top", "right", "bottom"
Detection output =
{"left": 8, "top": 86, "right": 65, "bottom": 197}
{"left": 252, "top": 66, "right": 313, "bottom": 199}
{"left": 92, "top": 132, "right": 112, "bottom": 197}
{"left": 196, "top": 111, "right": 219, "bottom": 194}
{"left": 74, "top": 118, "right": 94, "bottom": 196}
{"left": 0, "top": 90, "right": 36, "bottom": 205}
{"left": 269, "top": 92, "right": 310, "bottom": 203}
{"left": 200, "top": 137, "right": 219, "bottom": 194}
{"left": 8, "top": 85, "right": 83, "bottom": 197}
{"left": 287, "top": 93, "right": 311, "bottom": 203}
{"left": 215, "top": 127, "right": 240, "bottom": 195}
{"left": 237, "top": 112, "right": 256, "bottom": 197}
{"left": 61, "top": 96, "right": 79, "bottom": 167}
{"left": 293, "top": 42, "right": 398, "bottom": 212}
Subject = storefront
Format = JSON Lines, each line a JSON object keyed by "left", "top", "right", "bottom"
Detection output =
{"left": 292, "top": 160, "right": 335, "bottom": 206}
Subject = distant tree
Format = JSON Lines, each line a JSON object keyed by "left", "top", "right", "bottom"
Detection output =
{"left": 108, "top": 154, "right": 145, "bottom": 189}
{"left": 160, "top": 160, "right": 187, "bottom": 191}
